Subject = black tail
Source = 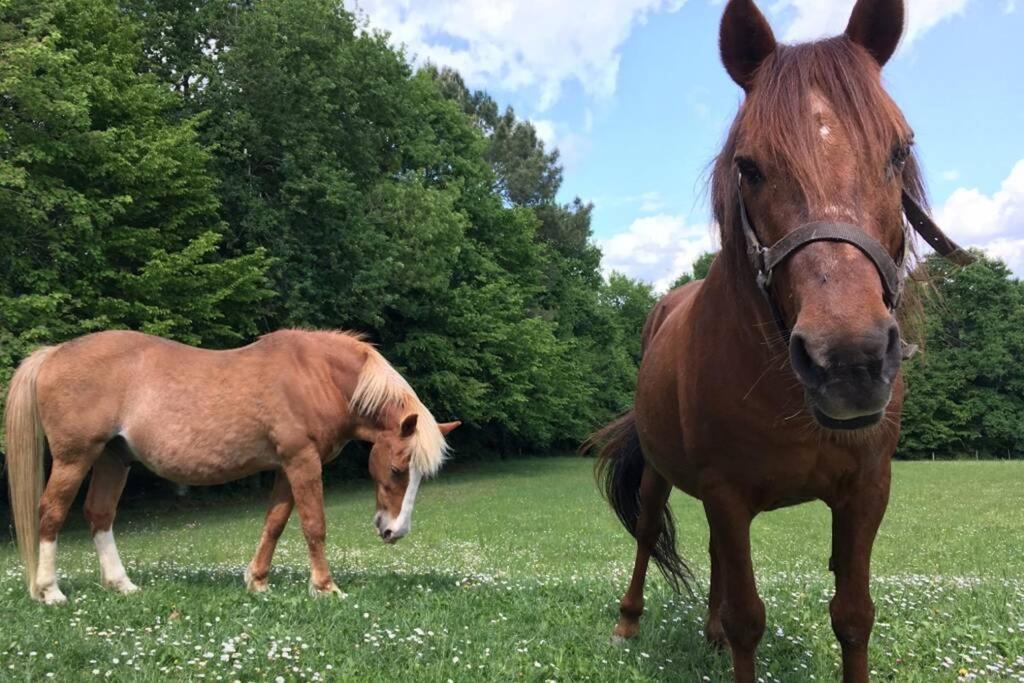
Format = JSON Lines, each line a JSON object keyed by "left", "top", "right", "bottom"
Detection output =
{"left": 583, "top": 411, "right": 693, "bottom": 595}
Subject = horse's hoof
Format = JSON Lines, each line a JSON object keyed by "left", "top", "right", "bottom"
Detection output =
{"left": 612, "top": 620, "right": 639, "bottom": 642}
{"left": 244, "top": 566, "right": 268, "bottom": 593}
{"left": 308, "top": 579, "right": 347, "bottom": 600}
{"left": 610, "top": 634, "right": 628, "bottom": 647}
{"left": 106, "top": 578, "right": 140, "bottom": 595}
{"left": 37, "top": 584, "right": 67, "bottom": 605}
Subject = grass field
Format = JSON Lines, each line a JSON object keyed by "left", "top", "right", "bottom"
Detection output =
{"left": 1, "top": 458, "right": 1022, "bottom": 682}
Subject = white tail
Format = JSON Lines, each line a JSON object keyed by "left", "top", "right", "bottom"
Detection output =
{"left": 4, "top": 346, "right": 57, "bottom": 597}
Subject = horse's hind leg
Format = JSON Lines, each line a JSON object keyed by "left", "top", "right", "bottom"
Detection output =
{"left": 613, "top": 466, "right": 672, "bottom": 641}
{"left": 245, "top": 470, "right": 294, "bottom": 592}
{"left": 83, "top": 451, "right": 137, "bottom": 594}
{"left": 36, "top": 453, "right": 95, "bottom": 604}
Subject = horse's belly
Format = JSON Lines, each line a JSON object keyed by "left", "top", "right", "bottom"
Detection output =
{"left": 122, "top": 426, "right": 280, "bottom": 486}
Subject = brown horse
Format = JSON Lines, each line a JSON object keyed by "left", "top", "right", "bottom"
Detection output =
{"left": 589, "top": 1, "right": 970, "bottom": 681}
{"left": 4, "top": 329, "right": 459, "bottom": 604}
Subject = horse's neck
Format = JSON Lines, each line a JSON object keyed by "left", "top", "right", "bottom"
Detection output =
{"left": 350, "top": 403, "right": 400, "bottom": 444}
{"left": 697, "top": 246, "right": 802, "bottom": 403}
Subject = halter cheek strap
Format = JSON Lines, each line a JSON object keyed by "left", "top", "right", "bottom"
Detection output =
{"left": 736, "top": 174, "right": 974, "bottom": 343}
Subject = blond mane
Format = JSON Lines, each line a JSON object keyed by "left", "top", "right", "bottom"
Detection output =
{"left": 349, "top": 344, "right": 448, "bottom": 477}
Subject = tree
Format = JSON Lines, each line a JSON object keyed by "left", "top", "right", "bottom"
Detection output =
{"left": 0, "top": 0, "right": 273, "bottom": 443}
{"left": 899, "top": 253, "right": 1024, "bottom": 459}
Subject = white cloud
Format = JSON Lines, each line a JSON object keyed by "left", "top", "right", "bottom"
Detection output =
{"left": 593, "top": 191, "right": 669, "bottom": 213}
{"left": 638, "top": 192, "right": 666, "bottom": 213}
{"left": 531, "top": 119, "right": 557, "bottom": 149}
{"left": 600, "top": 214, "right": 715, "bottom": 290}
{"left": 346, "top": 0, "right": 687, "bottom": 110}
{"left": 529, "top": 118, "right": 591, "bottom": 171}
{"left": 774, "top": 0, "right": 968, "bottom": 48}
{"left": 1006, "top": 0, "right": 1017, "bottom": 14}
{"left": 936, "top": 160, "right": 1024, "bottom": 275}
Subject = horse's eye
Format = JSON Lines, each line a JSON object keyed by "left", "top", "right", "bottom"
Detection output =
{"left": 735, "top": 156, "right": 764, "bottom": 185}
{"left": 890, "top": 142, "right": 911, "bottom": 172}
{"left": 390, "top": 466, "right": 402, "bottom": 477}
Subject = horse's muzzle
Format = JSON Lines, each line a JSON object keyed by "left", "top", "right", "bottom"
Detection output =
{"left": 789, "top": 320, "right": 901, "bottom": 429}
{"left": 373, "top": 511, "right": 406, "bottom": 544}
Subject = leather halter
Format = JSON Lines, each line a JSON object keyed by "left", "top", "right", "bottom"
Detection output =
{"left": 736, "top": 174, "right": 974, "bottom": 344}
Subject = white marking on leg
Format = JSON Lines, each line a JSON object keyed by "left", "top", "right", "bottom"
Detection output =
{"left": 94, "top": 530, "right": 138, "bottom": 594}
{"left": 36, "top": 540, "right": 66, "bottom": 605}
{"left": 387, "top": 469, "right": 422, "bottom": 541}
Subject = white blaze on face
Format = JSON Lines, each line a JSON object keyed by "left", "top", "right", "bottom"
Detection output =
{"left": 385, "top": 468, "right": 422, "bottom": 541}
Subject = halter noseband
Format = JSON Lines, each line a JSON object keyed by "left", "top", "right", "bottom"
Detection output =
{"left": 736, "top": 174, "right": 974, "bottom": 344}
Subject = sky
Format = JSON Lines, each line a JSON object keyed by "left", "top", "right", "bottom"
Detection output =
{"left": 346, "top": 0, "right": 1024, "bottom": 289}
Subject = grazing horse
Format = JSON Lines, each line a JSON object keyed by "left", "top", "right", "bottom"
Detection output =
{"left": 588, "top": 0, "right": 971, "bottom": 681}
{"left": 4, "top": 329, "right": 459, "bottom": 604}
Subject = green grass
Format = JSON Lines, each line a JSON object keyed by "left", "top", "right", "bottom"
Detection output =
{"left": 1, "top": 459, "right": 1022, "bottom": 682}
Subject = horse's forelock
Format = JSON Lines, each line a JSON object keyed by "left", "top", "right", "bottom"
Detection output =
{"left": 712, "top": 37, "right": 922, "bottom": 249}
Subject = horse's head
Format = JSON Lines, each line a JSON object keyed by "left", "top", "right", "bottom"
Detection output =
{"left": 368, "top": 414, "right": 460, "bottom": 543}
{"left": 716, "top": 0, "right": 920, "bottom": 430}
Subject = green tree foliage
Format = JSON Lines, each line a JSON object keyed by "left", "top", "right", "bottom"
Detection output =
{"left": 109, "top": 0, "right": 652, "bottom": 452}
{"left": 0, "top": 0, "right": 274, "bottom": 439}
{"left": 900, "top": 253, "right": 1024, "bottom": 459}
{"left": 6, "top": 0, "right": 1012, "bottom": 462}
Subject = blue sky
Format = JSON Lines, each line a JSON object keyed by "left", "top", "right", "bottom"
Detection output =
{"left": 349, "top": 0, "right": 1023, "bottom": 288}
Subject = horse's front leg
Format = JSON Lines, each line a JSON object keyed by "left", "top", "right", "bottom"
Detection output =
{"left": 280, "top": 445, "right": 341, "bottom": 598}
{"left": 245, "top": 470, "right": 294, "bottom": 592}
{"left": 704, "top": 493, "right": 763, "bottom": 683}
{"left": 613, "top": 465, "right": 672, "bottom": 641}
{"left": 829, "top": 463, "right": 891, "bottom": 683}
{"left": 705, "top": 527, "right": 727, "bottom": 648}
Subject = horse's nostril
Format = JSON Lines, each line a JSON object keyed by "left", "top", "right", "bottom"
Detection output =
{"left": 880, "top": 320, "right": 902, "bottom": 380}
{"left": 789, "top": 331, "right": 824, "bottom": 389}
{"left": 382, "top": 529, "right": 393, "bottom": 540}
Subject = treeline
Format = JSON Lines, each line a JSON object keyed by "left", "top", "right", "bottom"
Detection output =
{"left": 0, "top": 0, "right": 655, "bottom": 454}
{"left": 900, "top": 254, "right": 1024, "bottom": 459}
{"left": 2, "top": 0, "right": 1020, "bottom": 463}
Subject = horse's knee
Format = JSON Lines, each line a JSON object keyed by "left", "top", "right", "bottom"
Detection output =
{"left": 830, "top": 596, "right": 874, "bottom": 649}
{"left": 722, "top": 595, "right": 766, "bottom": 650}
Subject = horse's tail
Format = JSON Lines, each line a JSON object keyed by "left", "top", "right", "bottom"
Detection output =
{"left": 4, "top": 345, "right": 58, "bottom": 596}
{"left": 584, "top": 411, "right": 693, "bottom": 595}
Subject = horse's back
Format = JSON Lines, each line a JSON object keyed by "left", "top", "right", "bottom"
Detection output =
{"left": 33, "top": 330, "right": 287, "bottom": 482}
{"left": 641, "top": 281, "right": 702, "bottom": 355}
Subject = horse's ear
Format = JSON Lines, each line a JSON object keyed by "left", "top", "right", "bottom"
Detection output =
{"left": 400, "top": 413, "right": 418, "bottom": 438}
{"left": 437, "top": 421, "right": 461, "bottom": 436}
{"left": 719, "top": 0, "right": 777, "bottom": 91}
{"left": 845, "top": 0, "right": 904, "bottom": 67}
